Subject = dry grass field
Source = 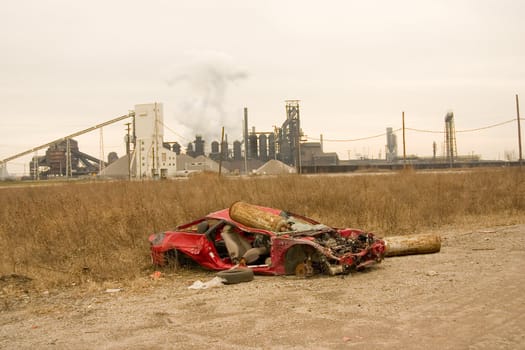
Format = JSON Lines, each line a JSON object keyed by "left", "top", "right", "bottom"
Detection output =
{"left": 0, "top": 167, "right": 523, "bottom": 290}
{"left": 1, "top": 167, "right": 525, "bottom": 349}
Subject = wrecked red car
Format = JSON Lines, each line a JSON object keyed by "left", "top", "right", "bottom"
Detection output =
{"left": 149, "top": 202, "right": 385, "bottom": 276}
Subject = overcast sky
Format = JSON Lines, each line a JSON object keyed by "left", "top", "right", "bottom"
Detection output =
{"left": 1, "top": 0, "right": 524, "bottom": 174}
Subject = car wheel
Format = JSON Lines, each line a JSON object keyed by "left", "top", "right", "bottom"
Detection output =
{"left": 216, "top": 268, "right": 254, "bottom": 284}
{"left": 284, "top": 244, "right": 317, "bottom": 275}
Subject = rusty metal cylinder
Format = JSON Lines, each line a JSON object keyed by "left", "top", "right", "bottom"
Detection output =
{"left": 229, "top": 201, "right": 288, "bottom": 232}
{"left": 383, "top": 233, "right": 441, "bottom": 257}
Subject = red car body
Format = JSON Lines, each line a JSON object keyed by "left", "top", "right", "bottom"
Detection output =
{"left": 149, "top": 205, "right": 386, "bottom": 276}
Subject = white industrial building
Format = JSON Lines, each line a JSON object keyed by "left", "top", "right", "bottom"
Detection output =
{"left": 133, "top": 103, "right": 177, "bottom": 178}
{"left": 0, "top": 163, "right": 8, "bottom": 179}
{"left": 102, "top": 103, "right": 180, "bottom": 179}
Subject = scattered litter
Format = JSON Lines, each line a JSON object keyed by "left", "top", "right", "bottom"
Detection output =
{"left": 188, "top": 276, "right": 227, "bottom": 290}
{"left": 426, "top": 270, "right": 439, "bottom": 276}
{"left": 105, "top": 288, "right": 121, "bottom": 293}
{"left": 150, "top": 271, "right": 162, "bottom": 279}
{"left": 342, "top": 335, "right": 362, "bottom": 342}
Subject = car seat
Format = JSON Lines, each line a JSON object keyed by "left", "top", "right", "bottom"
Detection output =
{"left": 197, "top": 221, "right": 209, "bottom": 233}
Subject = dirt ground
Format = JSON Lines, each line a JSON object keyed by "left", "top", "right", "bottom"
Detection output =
{"left": 1, "top": 225, "right": 524, "bottom": 350}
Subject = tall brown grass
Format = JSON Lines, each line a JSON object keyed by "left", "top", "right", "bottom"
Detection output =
{"left": 0, "top": 167, "right": 523, "bottom": 289}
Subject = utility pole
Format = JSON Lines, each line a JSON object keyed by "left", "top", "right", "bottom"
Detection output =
{"left": 517, "top": 94, "right": 523, "bottom": 165}
{"left": 402, "top": 111, "right": 407, "bottom": 169}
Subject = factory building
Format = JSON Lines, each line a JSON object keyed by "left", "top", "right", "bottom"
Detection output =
{"left": 300, "top": 142, "right": 339, "bottom": 166}
{"left": 26, "top": 137, "right": 106, "bottom": 178}
{"left": 3, "top": 99, "right": 498, "bottom": 181}
{"left": 204, "top": 101, "right": 338, "bottom": 173}
{"left": 102, "top": 103, "right": 180, "bottom": 179}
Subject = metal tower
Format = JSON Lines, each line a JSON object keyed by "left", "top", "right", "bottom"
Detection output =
{"left": 444, "top": 112, "right": 457, "bottom": 165}
{"left": 279, "top": 100, "right": 302, "bottom": 171}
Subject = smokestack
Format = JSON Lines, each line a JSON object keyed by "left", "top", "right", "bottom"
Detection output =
{"left": 243, "top": 107, "right": 248, "bottom": 174}
{"left": 244, "top": 107, "right": 249, "bottom": 159}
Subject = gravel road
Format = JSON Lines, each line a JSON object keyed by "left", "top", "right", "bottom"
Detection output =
{"left": 1, "top": 225, "right": 524, "bottom": 349}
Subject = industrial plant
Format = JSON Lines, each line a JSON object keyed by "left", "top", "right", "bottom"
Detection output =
{"left": 0, "top": 99, "right": 520, "bottom": 181}
{"left": 0, "top": 100, "right": 329, "bottom": 179}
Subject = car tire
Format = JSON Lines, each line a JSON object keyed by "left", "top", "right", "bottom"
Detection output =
{"left": 216, "top": 268, "right": 254, "bottom": 284}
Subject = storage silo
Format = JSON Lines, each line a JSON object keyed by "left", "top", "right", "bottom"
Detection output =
{"left": 194, "top": 135, "right": 205, "bottom": 157}
{"left": 385, "top": 127, "right": 397, "bottom": 162}
{"left": 172, "top": 142, "right": 181, "bottom": 155}
{"left": 249, "top": 133, "right": 258, "bottom": 159}
{"left": 233, "top": 140, "right": 242, "bottom": 160}
{"left": 268, "top": 133, "right": 276, "bottom": 160}
{"left": 259, "top": 134, "right": 268, "bottom": 161}
{"left": 211, "top": 141, "right": 220, "bottom": 154}
{"left": 107, "top": 152, "right": 119, "bottom": 164}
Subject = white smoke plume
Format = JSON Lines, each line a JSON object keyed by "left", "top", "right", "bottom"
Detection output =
{"left": 167, "top": 51, "right": 248, "bottom": 151}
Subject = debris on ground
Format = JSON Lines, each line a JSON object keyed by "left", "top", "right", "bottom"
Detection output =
{"left": 188, "top": 277, "right": 227, "bottom": 290}
{"left": 150, "top": 271, "right": 162, "bottom": 279}
{"left": 216, "top": 268, "right": 254, "bottom": 284}
{"left": 383, "top": 233, "right": 441, "bottom": 257}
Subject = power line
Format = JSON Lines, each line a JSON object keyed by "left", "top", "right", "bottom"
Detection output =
{"left": 456, "top": 118, "right": 518, "bottom": 133}
{"left": 406, "top": 118, "right": 518, "bottom": 134}
{"left": 308, "top": 129, "right": 401, "bottom": 142}
{"left": 306, "top": 118, "right": 523, "bottom": 142}
{"left": 159, "top": 121, "right": 191, "bottom": 143}
{"left": 404, "top": 128, "right": 444, "bottom": 134}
